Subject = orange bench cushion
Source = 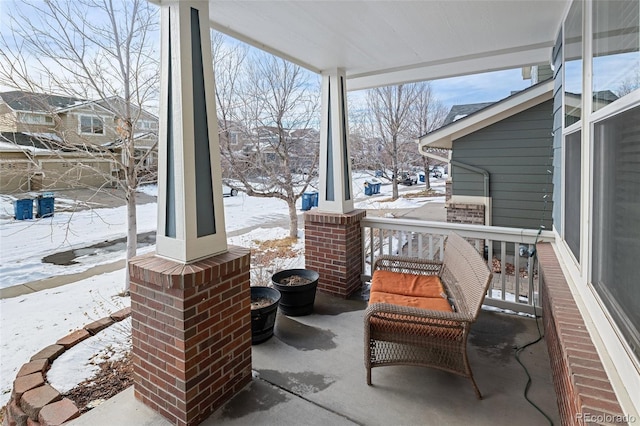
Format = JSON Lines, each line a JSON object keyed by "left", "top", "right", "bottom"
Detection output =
{"left": 371, "top": 270, "right": 446, "bottom": 299}
{"left": 369, "top": 291, "right": 453, "bottom": 312}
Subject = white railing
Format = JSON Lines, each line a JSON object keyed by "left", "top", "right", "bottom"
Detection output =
{"left": 361, "top": 217, "right": 555, "bottom": 315}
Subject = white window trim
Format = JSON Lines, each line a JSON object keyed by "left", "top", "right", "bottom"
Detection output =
{"left": 556, "top": 0, "right": 640, "bottom": 418}
{"left": 17, "top": 111, "right": 54, "bottom": 125}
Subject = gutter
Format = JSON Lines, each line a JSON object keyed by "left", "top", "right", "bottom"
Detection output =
{"left": 418, "top": 143, "right": 449, "bottom": 164}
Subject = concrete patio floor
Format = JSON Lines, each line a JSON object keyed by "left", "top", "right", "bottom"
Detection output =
{"left": 69, "top": 292, "right": 560, "bottom": 426}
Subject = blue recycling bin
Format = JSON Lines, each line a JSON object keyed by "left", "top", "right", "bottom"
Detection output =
{"left": 36, "top": 195, "right": 55, "bottom": 218}
{"left": 371, "top": 179, "right": 381, "bottom": 194}
{"left": 301, "top": 192, "right": 315, "bottom": 211}
{"left": 364, "top": 181, "right": 373, "bottom": 196}
{"left": 419, "top": 172, "right": 425, "bottom": 183}
{"left": 310, "top": 191, "right": 318, "bottom": 207}
{"left": 14, "top": 199, "right": 33, "bottom": 220}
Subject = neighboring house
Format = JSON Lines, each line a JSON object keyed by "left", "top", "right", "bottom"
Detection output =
{"left": 419, "top": 79, "right": 554, "bottom": 229}
{"left": 248, "top": 126, "right": 319, "bottom": 173}
{"left": 441, "top": 102, "right": 494, "bottom": 126}
{"left": 0, "top": 91, "right": 158, "bottom": 193}
{"left": 218, "top": 119, "right": 245, "bottom": 151}
{"left": 0, "top": 133, "right": 113, "bottom": 192}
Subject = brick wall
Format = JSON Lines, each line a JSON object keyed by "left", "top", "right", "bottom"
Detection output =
{"left": 537, "top": 243, "right": 628, "bottom": 426}
{"left": 446, "top": 202, "right": 485, "bottom": 225}
{"left": 445, "top": 180, "right": 452, "bottom": 201}
{"left": 129, "top": 246, "right": 252, "bottom": 426}
{"left": 304, "top": 209, "right": 366, "bottom": 298}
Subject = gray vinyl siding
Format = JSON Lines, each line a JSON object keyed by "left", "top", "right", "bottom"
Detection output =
{"left": 552, "top": 29, "right": 563, "bottom": 234}
{"left": 451, "top": 100, "right": 554, "bottom": 230}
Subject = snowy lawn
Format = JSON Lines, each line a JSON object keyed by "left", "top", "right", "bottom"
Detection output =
{"left": 0, "top": 269, "right": 129, "bottom": 406}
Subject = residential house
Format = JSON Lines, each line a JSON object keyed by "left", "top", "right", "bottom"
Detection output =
{"left": 0, "top": 91, "right": 158, "bottom": 192}
{"left": 419, "top": 79, "right": 554, "bottom": 230}
{"left": 247, "top": 126, "right": 319, "bottom": 174}
{"left": 441, "top": 102, "right": 495, "bottom": 126}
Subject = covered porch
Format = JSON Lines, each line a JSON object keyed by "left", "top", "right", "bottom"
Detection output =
{"left": 127, "top": 0, "right": 637, "bottom": 425}
{"left": 70, "top": 290, "right": 560, "bottom": 426}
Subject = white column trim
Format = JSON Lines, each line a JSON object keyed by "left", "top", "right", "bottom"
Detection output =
{"left": 156, "top": 1, "right": 227, "bottom": 263}
{"left": 318, "top": 68, "right": 354, "bottom": 214}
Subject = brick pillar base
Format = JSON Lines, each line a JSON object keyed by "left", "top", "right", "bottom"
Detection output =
{"left": 445, "top": 202, "right": 485, "bottom": 225}
{"left": 129, "top": 246, "right": 252, "bottom": 426}
{"left": 304, "top": 209, "right": 366, "bottom": 298}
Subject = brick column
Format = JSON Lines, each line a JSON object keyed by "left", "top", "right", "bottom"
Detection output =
{"left": 304, "top": 209, "right": 365, "bottom": 298}
{"left": 129, "top": 246, "right": 251, "bottom": 426}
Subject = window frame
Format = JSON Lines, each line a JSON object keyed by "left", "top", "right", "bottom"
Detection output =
{"left": 555, "top": 0, "right": 640, "bottom": 410}
{"left": 590, "top": 102, "right": 640, "bottom": 362}
{"left": 78, "top": 114, "right": 105, "bottom": 135}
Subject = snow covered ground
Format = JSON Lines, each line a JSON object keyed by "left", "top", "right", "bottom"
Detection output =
{"left": 0, "top": 172, "right": 446, "bottom": 407}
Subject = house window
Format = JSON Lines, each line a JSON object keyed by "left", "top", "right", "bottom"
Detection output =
{"left": 17, "top": 112, "right": 53, "bottom": 125}
{"left": 229, "top": 132, "right": 239, "bottom": 146}
{"left": 136, "top": 120, "right": 158, "bottom": 130}
{"left": 564, "top": 130, "right": 581, "bottom": 262}
{"left": 592, "top": 105, "right": 640, "bottom": 360}
{"left": 592, "top": 0, "right": 639, "bottom": 111}
{"left": 80, "top": 115, "right": 104, "bottom": 134}
{"left": 564, "top": 0, "right": 583, "bottom": 127}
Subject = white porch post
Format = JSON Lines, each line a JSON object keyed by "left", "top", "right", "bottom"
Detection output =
{"left": 306, "top": 68, "right": 363, "bottom": 298}
{"left": 318, "top": 68, "right": 354, "bottom": 214}
{"left": 156, "top": 0, "right": 227, "bottom": 263}
{"left": 131, "top": 4, "right": 251, "bottom": 424}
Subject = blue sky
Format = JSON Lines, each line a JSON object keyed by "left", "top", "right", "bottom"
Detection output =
{"left": 430, "top": 69, "right": 531, "bottom": 108}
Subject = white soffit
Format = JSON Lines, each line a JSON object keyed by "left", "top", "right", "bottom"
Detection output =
{"left": 418, "top": 78, "right": 554, "bottom": 150}
{"left": 205, "top": 0, "right": 569, "bottom": 90}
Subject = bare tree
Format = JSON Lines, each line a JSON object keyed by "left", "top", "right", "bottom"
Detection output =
{"left": 0, "top": 0, "right": 159, "bottom": 293}
{"left": 366, "top": 84, "right": 421, "bottom": 200}
{"left": 411, "top": 82, "right": 448, "bottom": 190}
{"left": 215, "top": 49, "right": 320, "bottom": 238}
{"left": 212, "top": 33, "right": 247, "bottom": 162}
{"left": 616, "top": 67, "right": 640, "bottom": 97}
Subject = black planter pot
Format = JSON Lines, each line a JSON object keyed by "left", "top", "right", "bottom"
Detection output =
{"left": 271, "top": 269, "right": 319, "bottom": 316}
{"left": 251, "top": 286, "right": 281, "bottom": 344}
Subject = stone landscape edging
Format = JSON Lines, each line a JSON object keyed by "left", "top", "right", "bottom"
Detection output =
{"left": 2, "top": 306, "right": 131, "bottom": 426}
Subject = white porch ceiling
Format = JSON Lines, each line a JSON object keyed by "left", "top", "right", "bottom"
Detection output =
{"left": 204, "top": 0, "right": 570, "bottom": 90}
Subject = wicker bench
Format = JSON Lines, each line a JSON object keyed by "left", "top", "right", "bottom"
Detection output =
{"left": 364, "top": 232, "right": 493, "bottom": 398}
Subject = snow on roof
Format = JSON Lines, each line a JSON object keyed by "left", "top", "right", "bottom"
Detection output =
{"left": 22, "top": 132, "right": 63, "bottom": 143}
{"left": 0, "top": 140, "right": 52, "bottom": 154}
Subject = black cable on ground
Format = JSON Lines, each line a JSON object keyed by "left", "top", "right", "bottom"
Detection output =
{"left": 513, "top": 300, "right": 554, "bottom": 426}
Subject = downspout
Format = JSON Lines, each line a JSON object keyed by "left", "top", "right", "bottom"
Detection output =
{"left": 449, "top": 160, "right": 491, "bottom": 226}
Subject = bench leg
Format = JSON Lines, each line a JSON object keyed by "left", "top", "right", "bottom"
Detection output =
{"left": 469, "top": 375, "right": 482, "bottom": 399}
